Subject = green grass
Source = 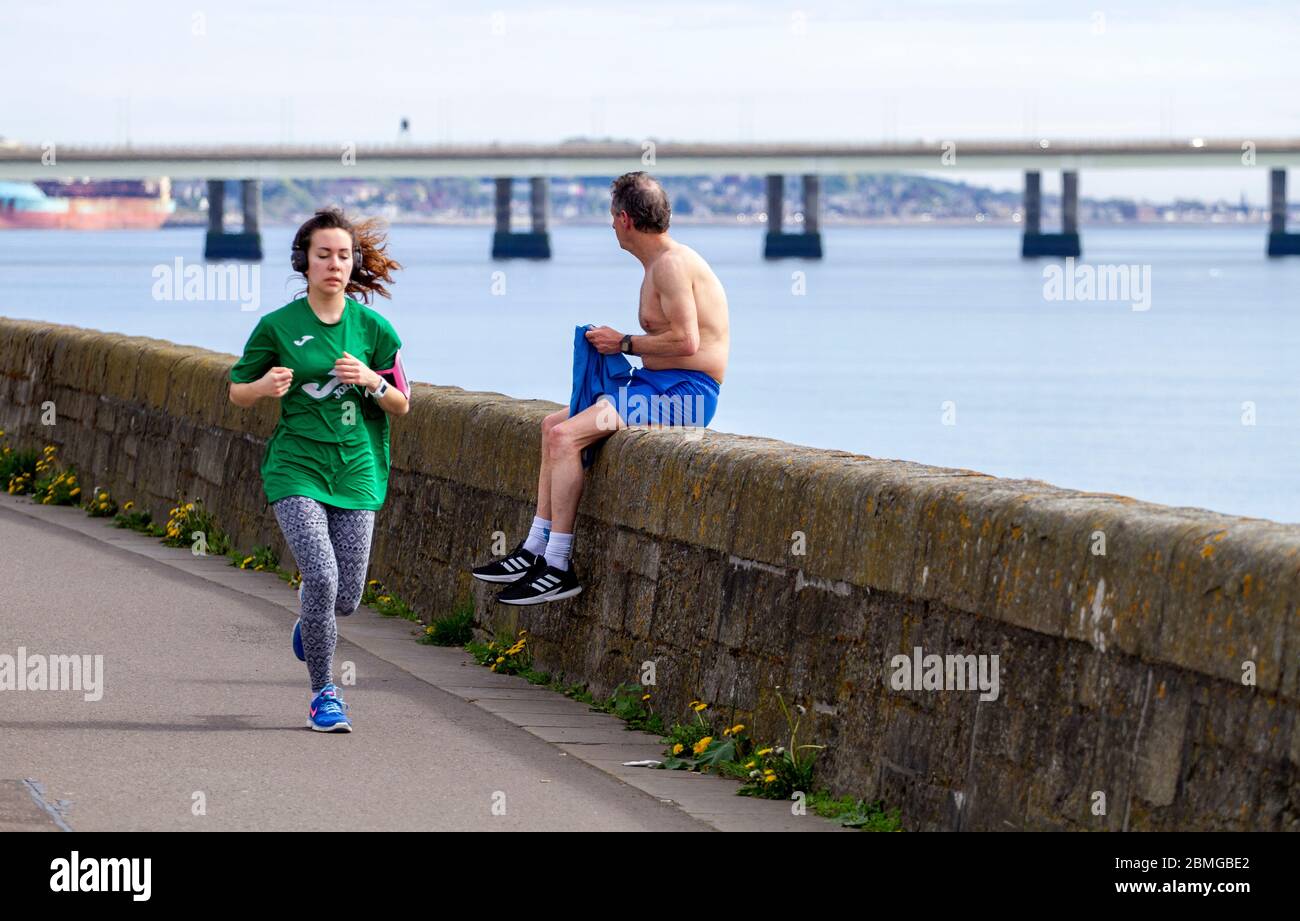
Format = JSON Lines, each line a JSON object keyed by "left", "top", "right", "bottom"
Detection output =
{"left": 419, "top": 597, "right": 475, "bottom": 646}
{"left": 1, "top": 436, "right": 38, "bottom": 495}
{"left": 464, "top": 639, "right": 906, "bottom": 830}
{"left": 362, "top": 578, "right": 420, "bottom": 622}
{"left": 229, "top": 544, "right": 278, "bottom": 572}
{"left": 808, "top": 791, "right": 903, "bottom": 831}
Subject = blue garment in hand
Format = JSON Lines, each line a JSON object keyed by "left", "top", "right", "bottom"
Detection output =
{"left": 569, "top": 324, "right": 633, "bottom": 468}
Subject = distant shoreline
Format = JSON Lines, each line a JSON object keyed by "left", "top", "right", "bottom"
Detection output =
{"left": 155, "top": 216, "right": 1276, "bottom": 230}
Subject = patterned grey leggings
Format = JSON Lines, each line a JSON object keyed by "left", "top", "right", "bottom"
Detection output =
{"left": 272, "top": 496, "right": 375, "bottom": 693}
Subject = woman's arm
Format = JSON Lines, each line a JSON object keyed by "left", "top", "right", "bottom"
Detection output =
{"left": 228, "top": 367, "right": 293, "bottom": 407}
{"left": 370, "top": 382, "right": 409, "bottom": 416}
{"left": 336, "top": 351, "right": 409, "bottom": 416}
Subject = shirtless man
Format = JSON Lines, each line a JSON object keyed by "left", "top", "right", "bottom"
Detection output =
{"left": 471, "top": 171, "right": 730, "bottom": 605}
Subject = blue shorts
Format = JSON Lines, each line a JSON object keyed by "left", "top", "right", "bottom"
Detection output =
{"left": 600, "top": 367, "right": 720, "bottom": 427}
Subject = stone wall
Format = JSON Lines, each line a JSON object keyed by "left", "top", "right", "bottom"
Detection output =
{"left": 2, "top": 316, "right": 1297, "bottom": 830}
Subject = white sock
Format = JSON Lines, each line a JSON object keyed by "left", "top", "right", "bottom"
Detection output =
{"left": 522, "top": 515, "right": 551, "bottom": 555}
{"left": 544, "top": 532, "right": 574, "bottom": 571}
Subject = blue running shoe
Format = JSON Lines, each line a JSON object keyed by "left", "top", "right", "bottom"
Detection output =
{"left": 308, "top": 684, "right": 352, "bottom": 732}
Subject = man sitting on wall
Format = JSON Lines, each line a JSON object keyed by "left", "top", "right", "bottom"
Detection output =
{"left": 470, "top": 171, "right": 731, "bottom": 605}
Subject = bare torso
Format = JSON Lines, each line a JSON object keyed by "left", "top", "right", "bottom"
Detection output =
{"left": 638, "top": 241, "right": 730, "bottom": 384}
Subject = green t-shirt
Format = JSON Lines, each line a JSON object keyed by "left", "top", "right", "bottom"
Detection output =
{"left": 229, "top": 296, "right": 402, "bottom": 511}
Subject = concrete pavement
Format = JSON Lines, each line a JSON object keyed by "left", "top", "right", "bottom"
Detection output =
{"left": 0, "top": 493, "right": 842, "bottom": 832}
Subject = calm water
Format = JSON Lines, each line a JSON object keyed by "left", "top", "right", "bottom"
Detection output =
{"left": 2, "top": 223, "right": 1298, "bottom": 522}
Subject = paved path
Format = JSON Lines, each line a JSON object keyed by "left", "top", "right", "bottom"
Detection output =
{"left": 0, "top": 493, "right": 841, "bottom": 832}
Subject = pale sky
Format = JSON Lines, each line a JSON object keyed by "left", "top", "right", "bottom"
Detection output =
{"left": 4, "top": 0, "right": 1296, "bottom": 203}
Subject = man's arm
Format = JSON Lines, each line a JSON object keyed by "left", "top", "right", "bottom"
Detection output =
{"left": 585, "top": 256, "right": 699, "bottom": 356}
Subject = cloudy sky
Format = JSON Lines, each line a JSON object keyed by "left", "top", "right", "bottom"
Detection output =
{"left": 5, "top": 0, "right": 1296, "bottom": 201}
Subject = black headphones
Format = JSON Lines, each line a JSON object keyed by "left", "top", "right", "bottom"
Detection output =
{"left": 291, "top": 235, "right": 363, "bottom": 279}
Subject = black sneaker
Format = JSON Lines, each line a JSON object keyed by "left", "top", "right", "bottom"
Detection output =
{"left": 471, "top": 542, "right": 539, "bottom": 583}
{"left": 496, "top": 561, "right": 583, "bottom": 605}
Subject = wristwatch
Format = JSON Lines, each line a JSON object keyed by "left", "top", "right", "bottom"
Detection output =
{"left": 366, "top": 377, "right": 390, "bottom": 399}
{"left": 620, "top": 334, "right": 635, "bottom": 355}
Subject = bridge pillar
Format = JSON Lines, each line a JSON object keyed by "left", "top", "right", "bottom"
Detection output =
{"left": 206, "top": 179, "right": 224, "bottom": 235}
{"left": 241, "top": 179, "right": 261, "bottom": 236}
{"left": 1267, "top": 168, "right": 1300, "bottom": 256}
{"left": 803, "top": 174, "right": 820, "bottom": 236}
{"left": 205, "top": 179, "right": 263, "bottom": 260}
{"left": 491, "top": 177, "right": 551, "bottom": 259}
{"left": 764, "top": 174, "right": 823, "bottom": 259}
{"left": 1021, "top": 170, "right": 1081, "bottom": 258}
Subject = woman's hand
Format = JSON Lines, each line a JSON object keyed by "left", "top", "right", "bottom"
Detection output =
{"left": 335, "top": 351, "right": 379, "bottom": 391}
{"left": 230, "top": 367, "right": 290, "bottom": 407}
{"left": 257, "top": 366, "right": 294, "bottom": 399}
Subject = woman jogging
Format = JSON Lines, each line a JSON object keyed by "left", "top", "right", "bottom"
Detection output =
{"left": 228, "top": 207, "right": 410, "bottom": 733}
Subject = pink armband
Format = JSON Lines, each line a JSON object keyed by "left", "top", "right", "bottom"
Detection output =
{"left": 375, "top": 349, "right": 409, "bottom": 398}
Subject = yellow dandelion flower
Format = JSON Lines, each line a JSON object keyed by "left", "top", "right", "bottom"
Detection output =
{"left": 642, "top": 693, "right": 651, "bottom": 701}
{"left": 69, "top": 488, "right": 80, "bottom": 496}
{"left": 123, "top": 501, "right": 134, "bottom": 511}
{"left": 762, "top": 775, "right": 777, "bottom": 784}
{"left": 425, "top": 626, "right": 433, "bottom": 634}
{"left": 692, "top": 702, "right": 708, "bottom": 712}
{"left": 693, "top": 736, "right": 713, "bottom": 755}
{"left": 672, "top": 743, "right": 684, "bottom": 755}
{"left": 495, "top": 657, "right": 505, "bottom": 664}
{"left": 757, "top": 747, "right": 773, "bottom": 756}
{"left": 729, "top": 724, "right": 745, "bottom": 735}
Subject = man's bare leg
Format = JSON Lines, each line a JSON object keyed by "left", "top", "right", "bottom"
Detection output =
{"left": 536, "top": 409, "right": 568, "bottom": 521}
{"left": 471, "top": 404, "right": 614, "bottom": 588}
{"left": 493, "top": 399, "right": 622, "bottom": 604}
{"left": 545, "top": 398, "right": 624, "bottom": 534}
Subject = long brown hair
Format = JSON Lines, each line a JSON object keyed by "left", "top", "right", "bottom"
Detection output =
{"left": 291, "top": 206, "right": 402, "bottom": 303}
